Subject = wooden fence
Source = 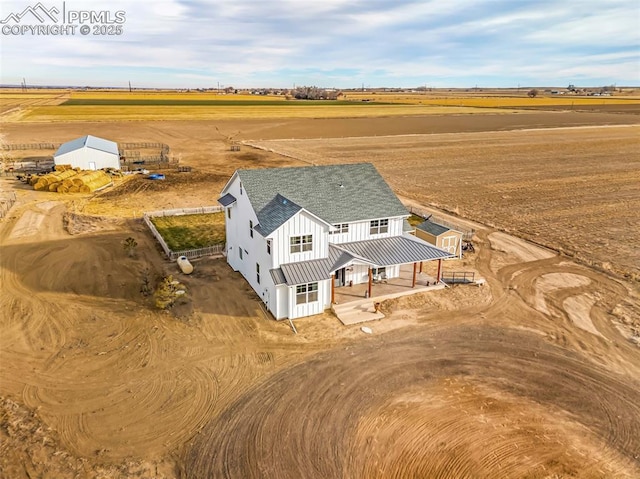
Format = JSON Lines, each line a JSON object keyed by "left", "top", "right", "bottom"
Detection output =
{"left": 145, "top": 206, "right": 223, "bottom": 217}
{"left": 3, "top": 141, "right": 169, "bottom": 154}
{"left": 0, "top": 192, "right": 17, "bottom": 220}
{"left": 119, "top": 142, "right": 168, "bottom": 150}
{"left": 1, "top": 143, "right": 59, "bottom": 151}
{"left": 143, "top": 206, "right": 225, "bottom": 260}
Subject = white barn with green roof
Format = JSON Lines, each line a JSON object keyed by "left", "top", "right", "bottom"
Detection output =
{"left": 218, "top": 163, "right": 452, "bottom": 320}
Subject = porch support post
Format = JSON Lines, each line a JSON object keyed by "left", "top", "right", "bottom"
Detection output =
{"left": 419, "top": 261, "right": 423, "bottom": 273}
{"left": 331, "top": 272, "right": 335, "bottom": 304}
{"left": 412, "top": 262, "right": 417, "bottom": 288}
{"left": 368, "top": 267, "right": 372, "bottom": 298}
{"left": 436, "top": 259, "right": 442, "bottom": 283}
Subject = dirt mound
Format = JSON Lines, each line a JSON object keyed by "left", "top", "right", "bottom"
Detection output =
{"left": 0, "top": 397, "right": 175, "bottom": 479}
{"left": 63, "top": 212, "right": 122, "bottom": 235}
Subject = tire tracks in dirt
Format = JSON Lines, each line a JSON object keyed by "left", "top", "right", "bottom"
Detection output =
{"left": 184, "top": 225, "right": 640, "bottom": 478}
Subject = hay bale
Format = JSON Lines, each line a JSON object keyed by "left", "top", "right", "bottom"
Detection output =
{"left": 79, "top": 185, "right": 90, "bottom": 193}
{"left": 68, "top": 185, "right": 80, "bottom": 193}
{"left": 55, "top": 164, "right": 72, "bottom": 172}
{"left": 57, "top": 185, "right": 69, "bottom": 193}
{"left": 48, "top": 182, "right": 61, "bottom": 192}
{"left": 34, "top": 181, "right": 48, "bottom": 191}
{"left": 84, "top": 172, "right": 112, "bottom": 191}
{"left": 73, "top": 171, "right": 102, "bottom": 186}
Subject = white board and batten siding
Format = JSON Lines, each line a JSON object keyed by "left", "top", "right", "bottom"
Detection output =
{"left": 288, "top": 279, "right": 331, "bottom": 319}
{"left": 222, "top": 177, "right": 279, "bottom": 317}
{"left": 269, "top": 210, "right": 330, "bottom": 267}
{"left": 329, "top": 216, "right": 405, "bottom": 245}
{"left": 275, "top": 285, "right": 289, "bottom": 320}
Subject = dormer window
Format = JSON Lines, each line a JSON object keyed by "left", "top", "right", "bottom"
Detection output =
{"left": 330, "top": 223, "right": 349, "bottom": 234}
{"left": 370, "top": 219, "right": 389, "bottom": 235}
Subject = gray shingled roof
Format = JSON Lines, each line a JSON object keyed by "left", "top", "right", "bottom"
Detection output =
{"left": 55, "top": 135, "right": 119, "bottom": 157}
{"left": 218, "top": 193, "right": 237, "bottom": 207}
{"left": 416, "top": 220, "right": 450, "bottom": 236}
{"left": 254, "top": 194, "right": 302, "bottom": 236}
{"left": 271, "top": 236, "right": 451, "bottom": 286}
{"left": 237, "top": 163, "right": 408, "bottom": 229}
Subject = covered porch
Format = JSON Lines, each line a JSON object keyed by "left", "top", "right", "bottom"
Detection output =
{"left": 332, "top": 261, "right": 443, "bottom": 305}
{"left": 331, "top": 261, "right": 446, "bottom": 325}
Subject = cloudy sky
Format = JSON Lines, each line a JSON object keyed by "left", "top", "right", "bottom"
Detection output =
{"left": 1, "top": 0, "right": 638, "bottom": 89}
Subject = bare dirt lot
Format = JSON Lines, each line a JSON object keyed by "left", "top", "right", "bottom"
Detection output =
{"left": 1, "top": 110, "right": 639, "bottom": 478}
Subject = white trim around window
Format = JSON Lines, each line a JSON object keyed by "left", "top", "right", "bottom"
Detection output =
{"left": 295, "top": 282, "right": 318, "bottom": 304}
{"left": 290, "top": 234, "right": 312, "bottom": 253}
{"left": 370, "top": 218, "right": 389, "bottom": 235}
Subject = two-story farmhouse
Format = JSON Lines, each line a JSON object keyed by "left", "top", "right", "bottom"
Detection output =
{"left": 218, "top": 163, "right": 452, "bottom": 320}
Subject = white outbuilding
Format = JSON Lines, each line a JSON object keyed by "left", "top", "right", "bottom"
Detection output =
{"left": 54, "top": 135, "right": 120, "bottom": 170}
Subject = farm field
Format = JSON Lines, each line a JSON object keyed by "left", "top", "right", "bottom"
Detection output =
{"left": 249, "top": 125, "right": 640, "bottom": 281}
{"left": 0, "top": 89, "right": 518, "bottom": 121}
{"left": 346, "top": 91, "right": 640, "bottom": 108}
{"left": 1, "top": 96, "right": 639, "bottom": 478}
{"left": 4, "top": 88, "right": 639, "bottom": 121}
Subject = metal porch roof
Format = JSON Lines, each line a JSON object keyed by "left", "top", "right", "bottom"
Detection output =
{"left": 333, "top": 235, "right": 453, "bottom": 267}
{"left": 272, "top": 235, "right": 451, "bottom": 286}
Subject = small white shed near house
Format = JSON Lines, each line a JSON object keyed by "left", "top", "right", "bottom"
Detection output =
{"left": 54, "top": 135, "right": 120, "bottom": 170}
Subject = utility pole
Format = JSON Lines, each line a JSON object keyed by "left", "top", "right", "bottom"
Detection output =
{"left": 128, "top": 81, "right": 132, "bottom": 92}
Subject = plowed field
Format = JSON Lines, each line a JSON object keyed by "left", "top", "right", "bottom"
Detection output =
{"left": 249, "top": 125, "right": 640, "bottom": 281}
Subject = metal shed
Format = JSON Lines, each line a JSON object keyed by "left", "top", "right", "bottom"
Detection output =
{"left": 54, "top": 135, "right": 120, "bottom": 170}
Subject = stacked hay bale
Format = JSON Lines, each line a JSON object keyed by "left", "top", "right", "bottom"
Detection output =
{"left": 76, "top": 171, "right": 112, "bottom": 193}
{"left": 33, "top": 169, "right": 78, "bottom": 191}
{"left": 54, "top": 164, "right": 73, "bottom": 172}
{"left": 30, "top": 169, "right": 113, "bottom": 193}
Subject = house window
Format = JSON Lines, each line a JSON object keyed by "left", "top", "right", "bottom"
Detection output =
{"left": 370, "top": 219, "right": 389, "bottom": 235}
{"left": 290, "top": 235, "right": 312, "bottom": 253}
{"left": 249, "top": 220, "right": 253, "bottom": 238}
{"left": 256, "top": 263, "right": 260, "bottom": 284}
{"left": 296, "top": 283, "right": 318, "bottom": 305}
{"left": 239, "top": 248, "right": 243, "bottom": 260}
{"left": 330, "top": 223, "right": 349, "bottom": 234}
{"left": 266, "top": 240, "right": 271, "bottom": 255}
{"left": 227, "top": 208, "right": 231, "bottom": 219}
{"left": 372, "top": 266, "right": 386, "bottom": 277}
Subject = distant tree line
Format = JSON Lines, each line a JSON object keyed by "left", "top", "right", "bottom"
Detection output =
{"left": 291, "top": 86, "right": 341, "bottom": 100}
